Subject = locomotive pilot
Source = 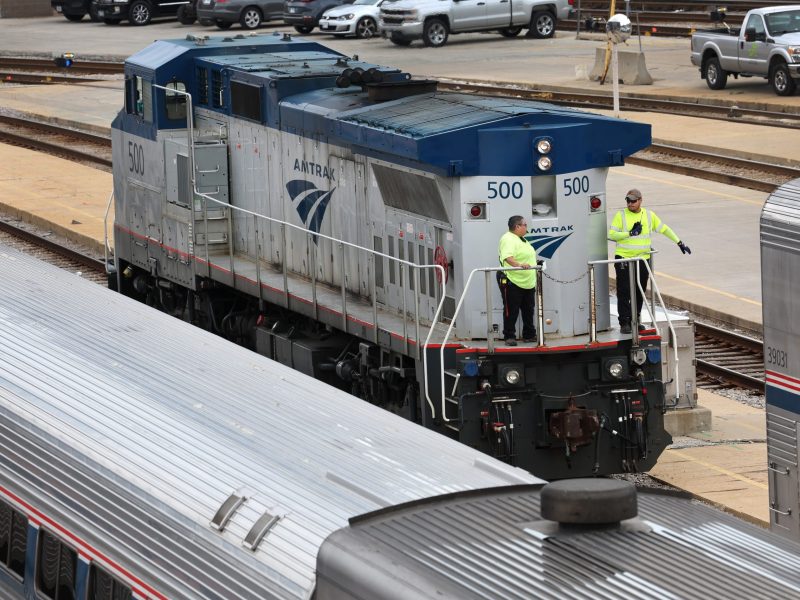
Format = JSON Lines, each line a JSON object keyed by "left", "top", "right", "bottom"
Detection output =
{"left": 608, "top": 188, "right": 691, "bottom": 334}
{"left": 498, "top": 215, "right": 537, "bottom": 346}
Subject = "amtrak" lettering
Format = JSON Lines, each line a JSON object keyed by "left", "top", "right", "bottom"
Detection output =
{"left": 530, "top": 225, "right": 574, "bottom": 233}
{"left": 293, "top": 159, "right": 336, "bottom": 182}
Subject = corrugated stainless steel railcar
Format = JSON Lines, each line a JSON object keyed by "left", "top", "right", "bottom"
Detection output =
{"left": 761, "top": 177, "right": 800, "bottom": 541}
{"left": 109, "top": 34, "right": 690, "bottom": 480}
{"left": 2, "top": 247, "right": 799, "bottom": 599}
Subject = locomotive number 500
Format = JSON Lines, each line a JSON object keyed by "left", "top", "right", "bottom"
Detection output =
{"left": 128, "top": 141, "right": 145, "bottom": 176}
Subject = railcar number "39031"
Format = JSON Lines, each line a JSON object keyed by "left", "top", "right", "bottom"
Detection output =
{"left": 767, "top": 346, "right": 789, "bottom": 368}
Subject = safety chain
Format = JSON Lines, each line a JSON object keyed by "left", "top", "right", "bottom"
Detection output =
{"left": 542, "top": 267, "right": 590, "bottom": 285}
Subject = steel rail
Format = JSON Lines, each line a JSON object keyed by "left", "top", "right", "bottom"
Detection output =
{"left": 695, "top": 322, "right": 765, "bottom": 392}
{"left": 0, "top": 71, "right": 103, "bottom": 85}
{"left": 0, "top": 57, "right": 124, "bottom": 75}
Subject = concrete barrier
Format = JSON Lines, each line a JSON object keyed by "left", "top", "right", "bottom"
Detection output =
{"left": 588, "top": 47, "right": 653, "bottom": 85}
{"left": 0, "top": 0, "right": 52, "bottom": 18}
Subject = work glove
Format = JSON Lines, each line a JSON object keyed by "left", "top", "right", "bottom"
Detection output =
{"left": 678, "top": 241, "right": 691, "bottom": 255}
{"left": 629, "top": 221, "right": 642, "bottom": 236}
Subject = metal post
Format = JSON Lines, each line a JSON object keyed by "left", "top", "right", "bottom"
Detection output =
{"left": 227, "top": 206, "right": 235, "bottom": 282}
{"left": 576, "top": 0, "right": 581, "bottom": 37}
{"left": 254, "top": 214, "right": 263, "bottom": 309}
{"left": 589, "top": 263, "right": 597, "bottom": 343}
{"left": 309, "top": 231, "right": 318, "bottom": 320}
{"left": 371, "top": 254, "right": 378, "bottom": 343}
{"left": 340, "top": 242, "right": 347, "bottom": 331}
{"left": 648, "top": 253, "right": 656, "bottom": 329}
{"left": 402, "top": 263, "right": 409, "bottom": 355}
{"left": 536, "top": 273, "right": 544, "bottom": 347}
{"left": 281, "top": 223, "right": 288, "bottom": 308}
{"left": 413, "top": 267, "right": 421, "bottom": 359}
{"left": 629, "top": 259, "right": 639, "bottom": 345}
{"left": 486, "top": 270, "right": 495, "bottom": 354}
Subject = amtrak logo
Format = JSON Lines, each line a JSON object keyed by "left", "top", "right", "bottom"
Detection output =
{"left": 525, "top": 232, "right": 573, "bottom": 259}
{"left": 286, "top": 179, "right": 335, "bottom": 244}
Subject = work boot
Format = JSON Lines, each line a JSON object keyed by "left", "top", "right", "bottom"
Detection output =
{"left": 620, "top": 323, "right": 632, "bottom": 334}
{"left": 638, "top": 323, "right": 647, "bottom": 331}
{"left": 505, "top": 338, "right": 517, "bottom": 346}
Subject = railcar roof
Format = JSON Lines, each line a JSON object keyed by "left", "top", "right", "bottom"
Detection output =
{"left": 762, "top": 177, "right": 800, "bottom": 226}
{"left": 0, "top": 246, "right": 540, "bottom": 599}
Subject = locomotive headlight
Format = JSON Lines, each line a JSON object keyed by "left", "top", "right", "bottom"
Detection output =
{"left": 499, "top": 364, "right": 524, "bottom": 387}
{"left": 537, "top": 156, "right": 552, "bottom": 171}
{"left": 505, "top": 369, "right": 520, "bottom": 385}
{"left": 607, "top": 360, "right": 624, "bottom": 379}
{"left": 536, "top": 139, "right": 552, "bottom": 154}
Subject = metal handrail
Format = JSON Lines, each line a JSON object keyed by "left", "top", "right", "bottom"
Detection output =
{"left": 437, "top": 265, "right": 543, "bottom": 423}
{"left": 103, "top": 189, "right": 115, "bottom": 275}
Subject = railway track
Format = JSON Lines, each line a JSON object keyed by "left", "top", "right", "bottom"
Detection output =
{"left": 0, "top": 219, "right": 107, "bottom": 284}
{"left": 694, "top": 321, "right": 764, "bottom": 392}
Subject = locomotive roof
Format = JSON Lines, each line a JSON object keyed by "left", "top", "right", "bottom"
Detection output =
{"left": 121, "top": 36, "right": 651, "bottom": 176}
{"left": 0, "top": 246, "right": 541, "bottom": 599}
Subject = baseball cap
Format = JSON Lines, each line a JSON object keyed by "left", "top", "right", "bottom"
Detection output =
{"left": 625, "top": 189, "right": 642, "bottom": 202}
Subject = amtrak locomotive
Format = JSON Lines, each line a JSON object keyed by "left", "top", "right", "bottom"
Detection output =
{"left": 110, "top": 33, "right": 677, "bottom": 479}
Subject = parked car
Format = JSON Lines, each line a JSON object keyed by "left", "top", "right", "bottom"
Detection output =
{"left": 51, "top": 0, "right": 100, "bottom": 21}
{"left": 691, "top": 5, "right": 800, "bottom": 96}
{"left": 284, "top": 0, "right": 352, "bottom": 34}
{"left": 196, "top": 0, "right": 284, "bottom": 29}
{"left": 379, "top": 0, "right": 572, "bottom": 47}
{"left": 318, "top": 0, "right": 386, "bottom": 38}
{"left": 93, "top": 0, "right": 191, "bottom": 25}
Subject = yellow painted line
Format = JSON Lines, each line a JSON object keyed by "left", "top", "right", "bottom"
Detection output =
{"left": 655, "top": 271, "right": 762, "bottom": 307}
{"left": 622, "top": 171, "right": 765, "bottom": 206}
{"left": 673, "top": 451, "right": 768, "bottom": 490}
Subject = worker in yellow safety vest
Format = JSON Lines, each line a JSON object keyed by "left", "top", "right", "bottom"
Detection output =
{"left": 608, "top": 188, "right": 691, "bottom": 334}
{"left": 498, "top": 215, "right": 537, "bottom": 346}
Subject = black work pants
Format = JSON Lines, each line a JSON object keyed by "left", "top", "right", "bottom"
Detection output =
{"left": 615, "top": 255, "right": 650, "bottom": 326}
{"left": 502, "top": 280, "right": 536, "bottom": 340}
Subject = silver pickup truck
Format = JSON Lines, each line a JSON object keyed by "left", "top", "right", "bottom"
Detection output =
{"left": 380, "top": 0, "right": 571, "bottom": 48}
{"left": 691, "top": 5, "right": 800, "bottom": 96}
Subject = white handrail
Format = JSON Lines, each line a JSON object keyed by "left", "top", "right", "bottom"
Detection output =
{"left": 103, "top": 189, "right": 115, "bottom": 275}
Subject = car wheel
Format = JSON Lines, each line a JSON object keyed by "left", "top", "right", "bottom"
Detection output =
{"left": 294, "top": 25, "right": 313, "bottom": 34}
{"left": 390, "top": 32, "right": 412, "bottom": 46}
{"left": 65, "top": 13, "right": 85, "bottom": 22}
{"left": 499, "top": 26, "right": 522, "bottom": 37}
{"left": 355, "top": 16, "right": 377, "bottom": 39}
{"left": 529, "top": 10, "right": 555, "bottom": 38}
{"left": 240, "top": 6, "right": 263, "bottom": 29}
{"left": 215, "top": 20, "right": 233, "bottom": 29}
{"left": 177, "top": 5, "right": 197, "bottom": 25}
{"left": 103, "top": 18, "right": 121, "bottom": 25}
{"left": 703, "top": 56, "right": 727, "bottom": 90}
{"left": 89, "top": 5, "right": 101, "bottom": 21}
{"left": 770, "top": 61, "right": 796, "bottom": 96}
{"left": 422, "top": 17, "right": 448, "bottom": 47}
{"left": 129, "top": 1, "right": 152, "bottom": 26}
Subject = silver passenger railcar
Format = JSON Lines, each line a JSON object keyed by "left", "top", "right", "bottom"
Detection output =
{"left": 109, "top": 34, "right": 687, "bottom": 479}
{"left": 2, "top": 247, "right": 800, "bottom": 599}
{"left": 761, "top": 177, "right": 800, "bottom": 541}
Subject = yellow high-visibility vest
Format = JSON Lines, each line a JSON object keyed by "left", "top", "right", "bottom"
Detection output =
{"left": 608, "top": 208, "right": 679, "bottom": 259}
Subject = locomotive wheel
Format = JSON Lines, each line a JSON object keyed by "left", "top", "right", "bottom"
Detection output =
{"left": 355, "top": 17, "right": 377, "bottom": 39}
{"left": 240, "top": 6, "right": 263, "bottom": 29}
{"left": 422, "top": 18, "right": 449, "bottom": 47}
{"left": 703, "top": 56, "right": 727, "bottom": 90}
{"left": 528, "top": 10, "right": 555, "bottom": 38}
{"left": 771, "top": 61, "right": 796, "bottom": 96}
{"left": 294, "top": 25, "right": 313, "bottom": 34}
{"left": 129, "top": 1, "right": 153, "bottom": 26}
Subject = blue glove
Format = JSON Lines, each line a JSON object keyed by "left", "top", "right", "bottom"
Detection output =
{"left": 678, "top": 241, "right": 691, "bottom": 255}
{"left": 629, "top": 222, "right": 642, "bottom": 236}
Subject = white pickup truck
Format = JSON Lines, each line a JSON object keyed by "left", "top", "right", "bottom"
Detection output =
{"left": 690, "top": 5, "right": 800, "bottom": 96}
{"left": 379, "top": 0, "right": 572, "bottom": 47}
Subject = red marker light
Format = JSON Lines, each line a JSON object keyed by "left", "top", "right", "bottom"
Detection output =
{"left": 590, "top": 196, "right": 602, "bottom": 209}
{"left": 470, "top": 204, "right": 483, "bottom": 217}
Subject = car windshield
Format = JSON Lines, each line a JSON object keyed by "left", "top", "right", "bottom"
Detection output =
{"left": 353, "top": 0, "right": 379, "bottom": 5}
{"left": 765, "top": 9, "right": 800, "bottom": 35}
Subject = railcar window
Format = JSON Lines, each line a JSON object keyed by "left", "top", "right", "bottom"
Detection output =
{"left": 196, "top": 66, "right": 209, "bottom": 106}
{"left": 212, "top": 70, "right": 224, "bottom": 108}
{"left": 0, "top": 500, "right": 28, "bottom": 579}
{"left": 36, "top": 530, "right": 76, "bottom": 600}
{"left": 231, "top": 81, "right": 263, "bottom": 123}
{"left": 164, "top": 81, "right": 187, "bottom": 121}
{"left": 88, "top": 565, "right": 132, "bottom": 600}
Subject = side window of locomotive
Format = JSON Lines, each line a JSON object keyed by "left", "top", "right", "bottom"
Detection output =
{"left": 164, "top": 81, "right": 187, "bottom": 121}
{"left": 196, "top": 66, "right": 209, "bottom": 106}
{"left": 88, "top": 564, "right": 132, "bottom": 600}
{"left": 0, "top": 499, "right": 28, "bottom": 580}
{"left": 231, "top": 81, "right": 263, "bottom": 123}
{"left": 36, "top": 529, "right": 77, "bottom": 600}
{"left": 127, "top": 76, "right": 153, "bottom": 123}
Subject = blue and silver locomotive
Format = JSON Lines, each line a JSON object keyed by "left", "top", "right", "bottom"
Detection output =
{"left": 111, "top": 33, "right": 673, "bottom": 479}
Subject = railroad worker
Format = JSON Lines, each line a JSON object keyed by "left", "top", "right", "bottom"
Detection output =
{"left": 608, "top": 188, "right": 691, "bottom": 334}
{"left": 498, "top": 215, "right": 537, "bottom": 346}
